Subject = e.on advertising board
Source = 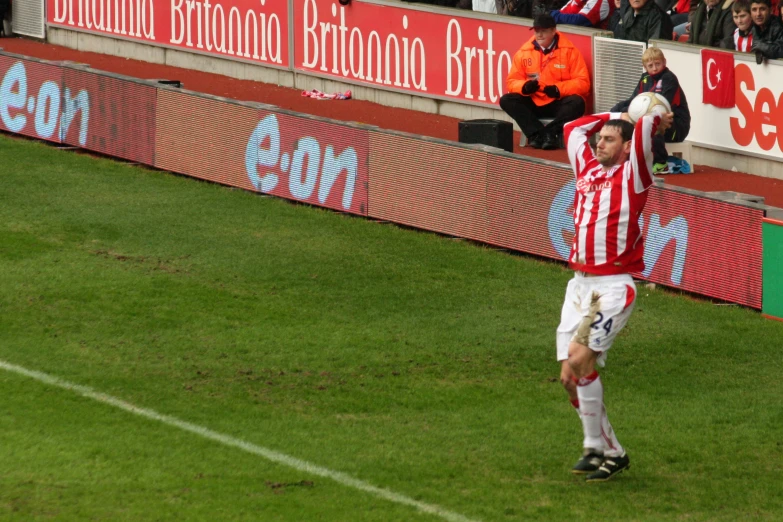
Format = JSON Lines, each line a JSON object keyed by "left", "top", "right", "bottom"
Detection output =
{"left": 46, "top": 0, "right": 290, "bottom": 68}
{"left": 293, "top": 0, "right": 595, "bottom": 107}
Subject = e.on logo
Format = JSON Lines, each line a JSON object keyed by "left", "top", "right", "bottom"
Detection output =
{"left": 0, "top": 61, "right": 90, "bottom": 145}
{"left": 245, "top": 113, "right": 360, "bottom": 211}
{"left": 730, "top": 62, "right": 783, "bottom": 152}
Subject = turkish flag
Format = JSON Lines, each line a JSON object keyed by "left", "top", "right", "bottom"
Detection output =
{"left": 701, "top": 49, "right": 735, "bottom": 108}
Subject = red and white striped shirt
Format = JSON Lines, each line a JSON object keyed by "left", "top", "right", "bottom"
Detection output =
{"left": 733, "top": 29, "right": 753, "bottom": 52}
{"left": 563, "top": 112, "right": 660, "bottom": 275}
{"left": 559, "top": 0, "right": 613, "bottom": 26}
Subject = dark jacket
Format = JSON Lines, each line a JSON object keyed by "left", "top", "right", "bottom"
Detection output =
{"left": 751, "top": 16, "right": 783, "bottom": 59}
{"left": 689, "top": 0, "right": 736, "bottom": 47}
{"left": 610, "top": 67, "right": 691, "bottom": 136}
{"left": 613, "top": 0, "right": 674, "bottom": 42}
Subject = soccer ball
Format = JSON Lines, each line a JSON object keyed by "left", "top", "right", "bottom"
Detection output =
{"left": 627, "top": 92, "right": 672, "bottom": 123}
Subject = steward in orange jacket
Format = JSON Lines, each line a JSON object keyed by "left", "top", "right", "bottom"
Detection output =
{"left": 500, "top": 14, "right": 591, "bottom": 150}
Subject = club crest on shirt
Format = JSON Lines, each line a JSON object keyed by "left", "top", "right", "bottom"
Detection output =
{"left": 576, "top": 178, "right": 612, "bottom": 193}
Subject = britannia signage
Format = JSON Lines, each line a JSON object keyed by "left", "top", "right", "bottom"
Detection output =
{"left": 47, "top": 0, "right": 290, "bottom": 68}
{"left": 294, "top": 0, "right": 595, "bottom": 107}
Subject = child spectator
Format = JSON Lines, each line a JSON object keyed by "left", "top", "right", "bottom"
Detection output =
{"left": 722, "top": 0, "right": 754, "bottom": 50}
{"left": 610, "top": 47, "right": 691, "bottom": 173}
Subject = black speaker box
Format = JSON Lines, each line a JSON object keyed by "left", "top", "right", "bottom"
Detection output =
{"left": 458, "top": 119, "right": 513, "bottom": 153}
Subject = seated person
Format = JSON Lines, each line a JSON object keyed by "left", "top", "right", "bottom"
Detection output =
{"left": 499, "top": 13, "right": 590, "bottom": 150}
{"left": 551, "top": 0, "right": 614, "bottom": 27}
{"left": 608, "top": 0, "right": 623, "bottom": 32}
{"left": 613, "top": 0, "right": 674, "bottom": 42}
{"left": 669, "top": 0, "right": 693, "bottom": 27}
{"left": 722, "top": 0, "right": 754, "bottom": 50}
{"left": 610, "top": 47, "right": 690, "bottom": 173}
{"left": 750, "top": 0, "right": 783, "bottom": 60}
{"left": 687, "top": 0, "right": 736, "bottom": 46}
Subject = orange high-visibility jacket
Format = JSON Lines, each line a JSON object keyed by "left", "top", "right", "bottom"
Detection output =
{"left": 506, "top": 33, "right": 591, "bottom": 107}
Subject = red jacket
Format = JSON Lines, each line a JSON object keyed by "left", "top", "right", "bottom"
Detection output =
{"left": 506, "top": 33, "right": 591, "bottom": 107}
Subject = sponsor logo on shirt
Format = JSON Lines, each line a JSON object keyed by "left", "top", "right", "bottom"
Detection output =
{"left": 576, "top": 178, "right": 612, "bottom": 193}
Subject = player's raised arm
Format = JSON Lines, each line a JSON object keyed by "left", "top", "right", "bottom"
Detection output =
{"left": 629, "top": 113, "right": 662, "bottom": 193}
{"left": 564, "top": 113, "right": 620, "bottom": 177}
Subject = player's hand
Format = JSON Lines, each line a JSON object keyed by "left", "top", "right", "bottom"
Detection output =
{"left": 620, "top": 112, "right": 633, "bottom": 123}
{"left": 522, "top": 79, "right": 539, "bottom": 95}
{"left": 656, "top": 111, "right": 674, "bottom": 135}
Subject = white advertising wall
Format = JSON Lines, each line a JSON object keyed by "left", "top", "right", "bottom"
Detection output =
{"left": 656, "top": 40, "right": 783, "bottom": 164}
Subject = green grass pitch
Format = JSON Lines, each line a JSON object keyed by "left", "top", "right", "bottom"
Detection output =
{"left": 1, "top": 133, "right": 782, "bottom": 521}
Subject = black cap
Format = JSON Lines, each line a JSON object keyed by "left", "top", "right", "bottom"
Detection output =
{"left": 531, "top": 13, "right": 557, "bottom": 29}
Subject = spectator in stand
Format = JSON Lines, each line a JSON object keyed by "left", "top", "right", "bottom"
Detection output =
{"left": 683, "top": 0, "right": 736, "bottom": 46}
{"left": 551, "top": 0, "right": 615, "bottom": 28}
{"left": 722, "top": 0, "right": 755, "bottom": 50}
{"left": 471, "top": 0, "right": 505, "bottom": 14}
{"left": 609, "top": 0, "right": 623, "bottom": 32}
{"left": 613, "top": 0, "right": 674, "bottom": 42}
{"left": 669, "top": 0, "right": 692, "bottom": 27}
{"left": 749, "top": 0, "right": 783, "bottom": 60}
{"left": 402, "top": 0, "right": 472, "bottom": 9}
{"left": 610, "top": 47, "right": 690, "bottom": 173}
{"left": 499, "top": 13, "right": 590, "bottom": 150}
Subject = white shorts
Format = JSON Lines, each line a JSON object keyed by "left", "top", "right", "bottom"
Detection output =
{"left": 556, "top": 272, "right": 637, "bottom": 367}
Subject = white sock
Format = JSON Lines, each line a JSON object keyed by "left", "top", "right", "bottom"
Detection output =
{"left": 576, "top": 371, "right": 604, "bottom": 451}
{"left": 600, "top": 405, "right": 624, "bottom": 458}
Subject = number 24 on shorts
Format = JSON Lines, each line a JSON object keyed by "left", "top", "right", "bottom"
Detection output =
{"left": 590, "top": 312, "right": 613, "bottom": 335}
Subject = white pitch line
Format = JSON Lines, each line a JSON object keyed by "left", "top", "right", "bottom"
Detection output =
{"left": 0, "top": 359, "right": 480, "bottom": 522}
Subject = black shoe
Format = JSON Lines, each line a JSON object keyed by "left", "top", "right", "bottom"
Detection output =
{"left": 571, "top": 450, "right": 603, "bottom": 475}
{"left": 586, "top": 452, "right": 630, "bottom": 482}
{"left": 528, "top": 132, "right": 544, "bottom": 149}
{"left": 541, "top": 133, "right": 560, "bottom": 150}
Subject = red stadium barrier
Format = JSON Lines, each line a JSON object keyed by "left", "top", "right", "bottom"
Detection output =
{"left": 0, "top": 55, "right": 64, "bottom": 143}
{"left": 368, "top": 131, "right": 489, "bottom": 241}
{"left": 62, "top": 68, "right": 156, "bottom": 163}
{"left": 155, "top": 89, "right": 263, "bottom": 191}
{"left": 155, "top": 88, "right": 369, "bottom": 215}
{"left": 486, "top": 161, "right": 764, "bottom": 308}
{"left": 0, "top": 50, "right": 767, "bottom": 309}
{"left": 486, "top": 154, "right": 570, "bottom": 259}
{"left": 642, "top": 188, "right": 763, "bottom": 308}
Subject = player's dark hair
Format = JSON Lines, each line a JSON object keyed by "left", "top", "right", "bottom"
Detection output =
{"left": 733, "top": 0, "right": 750, "bottom": 13}
{"left": 605, "top": 119, "right": 635, "bottom": 142}
{"left": 750, "top": 0, "right": 769, "bottom": 7}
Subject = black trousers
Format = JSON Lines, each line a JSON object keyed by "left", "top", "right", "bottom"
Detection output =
{"left": 499, "top": 93, "right": 586, "bottom": 139}
{"left": 653, "top": 121, "right": 690, "bottom": 165}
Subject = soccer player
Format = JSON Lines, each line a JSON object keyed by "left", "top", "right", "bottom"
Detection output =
{"left": 557, "top": 109, "right": 673, "bottom": 482}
